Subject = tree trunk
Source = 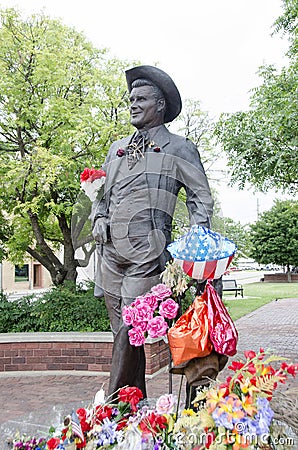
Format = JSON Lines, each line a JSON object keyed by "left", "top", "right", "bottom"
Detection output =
{"left": 27, "top": 210, "right": 78, "bottom": 285}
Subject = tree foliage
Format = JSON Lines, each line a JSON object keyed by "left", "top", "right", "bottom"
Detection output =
{"left": 249, "top": 199, "right": 298, "bottom": 271}
{"left": 178, "top": 99, "right": 224, "bottom": 183}
{"left": 212, "top": 212, "right": 250, "bottom": 262}
{"left": 0, "top": 8, "right": 135, "bottom": 283}
{"left": 214, "top": 0, "right": 298, "bottom": 194}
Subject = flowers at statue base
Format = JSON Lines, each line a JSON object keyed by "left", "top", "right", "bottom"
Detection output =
{"left": 192, "top": 348, "right": 298, "bottom": 449}
{"left": 9, "top": 349, "right": 297, "bottom": 450}
{"left": 122, "top": 283, "right": 179, "bottom": 346}
{"left": 80, "top": 167, "right": 106, "bottom": 202}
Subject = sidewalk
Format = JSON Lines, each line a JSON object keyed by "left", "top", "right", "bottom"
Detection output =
{"left": 1, "top": 297, "right": 297, "bottom": 448}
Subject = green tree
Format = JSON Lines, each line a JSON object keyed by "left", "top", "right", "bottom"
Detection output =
{"left": 249, "top": 199, "right": 298, "bottom": 275}
{"left": 0, "top": 8, "right": 134, "bottom": 284}
{"left": 178, "top": 99, "right": 224, "bottom": 183}
{"left": 212, "top": 212, "right": 250, "bottom": 262}
{"left": 214, "top": 0, "right": 298, "bottom": 193}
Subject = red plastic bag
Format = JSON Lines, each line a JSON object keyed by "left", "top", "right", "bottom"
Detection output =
{"left": 205, "top": 281, "right": 238, "bottom": 356}
{"left": 168, "top": 295, "right": 213, "bottom": 366}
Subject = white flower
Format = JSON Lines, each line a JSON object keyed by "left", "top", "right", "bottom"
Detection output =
{"left": 81, "top": 177, "right": 105, "bottom": 201}
{"left": 94, "top": 388, "right": 105, "bottom": 406}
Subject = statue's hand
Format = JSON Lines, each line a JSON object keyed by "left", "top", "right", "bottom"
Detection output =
{"left": 92, "top": 217, "right": 108, "bottom": 244}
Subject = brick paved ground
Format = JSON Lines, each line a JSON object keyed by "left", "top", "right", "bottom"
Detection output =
{"left": 1, "top": 297, "right": 297, "bottom": 449}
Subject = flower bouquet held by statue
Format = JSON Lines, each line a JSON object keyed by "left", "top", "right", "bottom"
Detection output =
{"left": 80, "top": 167, "right": 106, "bottom": 202}
{"left": 122, "top": 283, "right": 179, "bottom": 346}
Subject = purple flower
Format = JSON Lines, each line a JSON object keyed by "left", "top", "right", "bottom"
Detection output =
{"left": 247, "top": 398, "right": 274, "bottom": 435}
{"left": 96, "top": 417, "right": 117, "bottom": 446}
{"left": 116, "top": 148, "right": 125, "bottom": 157}
{"left": 212, "top": 410, "right": 234, "bottom": 430}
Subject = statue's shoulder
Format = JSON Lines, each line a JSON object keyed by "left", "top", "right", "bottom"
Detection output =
{"left": 166, "top": 128, "right": 196, "bottom": 151}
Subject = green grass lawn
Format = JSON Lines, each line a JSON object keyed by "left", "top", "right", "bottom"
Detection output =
{"left": 223, "top": 282, "right": 298, "bottom": 321}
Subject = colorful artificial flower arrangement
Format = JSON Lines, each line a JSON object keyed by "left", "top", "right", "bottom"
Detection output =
{"left": 9, "top": 349, "right": 297, "bottom": 450}
{"left": 122, "top": 283, "right": 179, "bottom": 346}
{"left": 80, "top": 167, "right": 106, "bottom": 202}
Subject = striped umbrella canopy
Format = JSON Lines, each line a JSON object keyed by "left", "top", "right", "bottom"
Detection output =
{"left": 167, "top": 225, "right": 237, "bottom": 280}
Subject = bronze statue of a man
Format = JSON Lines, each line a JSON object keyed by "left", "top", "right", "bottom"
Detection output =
{"left": 92, "top": 65, "right": 213, "bottom": 398}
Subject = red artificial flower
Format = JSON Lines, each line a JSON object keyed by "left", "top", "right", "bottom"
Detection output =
{"left": 116, "top": 148, "right": 125, "bottom": 157}
{"left": 247, "top": 362, "right": 257, "bottom": 375}
{"left": 89, "top": 168, "right": 106, "bottom": 181}
{"left": 139, "top": 412, "right": 167, "bottom": 434}
{"left": 46, "top": 437, "right": 61, "bottom": 450}
{"left": 76, "top": 407, "right": 91, "bottom": 433}
{"left": 80, "top": 167, "right": 92, "bottom": 182}
{"left": 118, "top": 386, "right": 143, "bottom": 412}
{"left": 76, "top": 437, "right": 87, "bottom": 449}
{"left": 61, "top": 427, "right": 69, "bottom": 442}
{"left": 281, "top": 362, "right": 298, "bottom": 377}
{"left": 244, "top": 350, "right": 256, "bottom": 360}
{"left": 80, "top": 167, "right": 106, "bottom": 182}
{"left": 258, "top": 348, "right": 265, "bottom": 359}
{"left": 205, "top": 431, "right": 216, "bottom": 449}
{"left": 116, "top": 417, "right": 128, "bottom": 430}
{"left": 228, "top": 361, "right": 245, "bottom": 372}
{"left": 94, "top": 405, "right": 113, "bottom": 423}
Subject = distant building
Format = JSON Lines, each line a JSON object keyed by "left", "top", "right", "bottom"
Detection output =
{"left": 237, "top": 257, "right": 260, "bottom": 270}
{"left": 0, "top": 259, "right": 52, "bottom": 294}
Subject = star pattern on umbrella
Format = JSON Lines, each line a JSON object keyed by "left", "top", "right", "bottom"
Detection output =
{"left": 168, "top": 225, "right": 236, "bottom": 262}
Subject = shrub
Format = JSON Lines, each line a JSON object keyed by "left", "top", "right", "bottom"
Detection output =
{"left": 0, "top": 282, "right": 110, "bottom": 332}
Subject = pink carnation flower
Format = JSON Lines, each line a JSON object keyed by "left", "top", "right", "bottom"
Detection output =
{"left": 140, "top": 292, "right": 159, "bottom": 311}
{"left": 151, "top": 283, "right": 172, "bottom": 301}
{"left": 147, "top": 316, "right": 168, "bottom": 338}
{"left": 128, "top": 327, "right": 146, "bottom": 346}
{"left": 156, "top": 394, "right": 177, "bottom": 414}
{"left": 159, "top": 298, "right": 179, "bottom": 319}
{"left": 122, "top": 305, "right": 135, "bottom": 326}
{"left": 132, "top": 302, "right": 153, "bottom": 326}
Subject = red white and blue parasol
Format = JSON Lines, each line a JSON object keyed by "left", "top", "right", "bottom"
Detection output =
{"left": 167, "top": 225, "right": 237, "bottom": 280}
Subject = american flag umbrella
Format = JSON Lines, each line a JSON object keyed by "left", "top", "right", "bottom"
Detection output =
{"left": 167, "top": 225, "right": 237, "bottom": 280}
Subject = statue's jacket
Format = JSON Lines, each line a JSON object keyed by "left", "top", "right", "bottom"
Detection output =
{"left": 93, "top": 124, "right": 214, "bottom": 267}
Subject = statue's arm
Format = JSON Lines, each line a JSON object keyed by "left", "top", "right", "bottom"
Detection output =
{"left": 178, "top": 139, "right": 214, "bottom": 228}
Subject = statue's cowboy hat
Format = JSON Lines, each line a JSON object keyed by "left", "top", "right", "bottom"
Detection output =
{"left": 125, "top": 65, "right": 182, "bottom": 123}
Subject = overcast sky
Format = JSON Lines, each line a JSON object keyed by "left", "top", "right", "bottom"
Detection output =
{"left": 0, "top": 0, "right": 292, "bottom": 224}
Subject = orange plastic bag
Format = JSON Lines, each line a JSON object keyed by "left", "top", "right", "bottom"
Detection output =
{"left": 168, "top": 295, "right": 213, "bottom": 366}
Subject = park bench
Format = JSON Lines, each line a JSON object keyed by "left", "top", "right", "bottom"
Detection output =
{"left": 222, "top": 279, "right": 244, "bottom": 298}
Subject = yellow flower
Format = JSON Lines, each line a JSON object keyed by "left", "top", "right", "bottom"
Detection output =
{"left": 241, "top": 395, "right": 257, "bottom": 417}
{"left": 238, "top": 378, "right": 260, "bottom": 395}
{"left": 206, "top": 387, "right": 227, "bottom": 412}
{"left": 216, "top": 395, "right": 245, "bottom": 422}
{"left": 181, "top": 408, "right": 198, "bottom": 417}
{"left": 163, "top": 413, "right": 175, "bottom": 432}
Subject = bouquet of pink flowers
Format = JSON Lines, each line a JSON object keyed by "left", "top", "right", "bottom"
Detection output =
{"left": 80, "top": 167, "right": 106, "bottom": 201}
{"left": 122, "top": 283, "right": 179, "bottom": 346}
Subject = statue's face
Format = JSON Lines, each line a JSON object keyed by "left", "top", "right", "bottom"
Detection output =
{"left": 129, "top": 85, "right": 164, "bottom": 130}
